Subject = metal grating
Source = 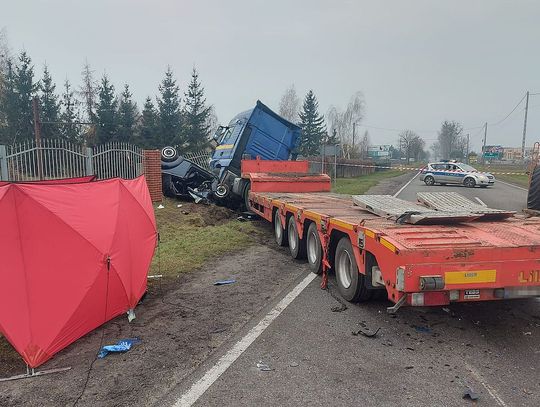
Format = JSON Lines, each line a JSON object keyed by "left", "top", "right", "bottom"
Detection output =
{"left": 352, "top": 195, "right": 481, "bottom": 225}
{"left": 416, "top": 192, "right": 515, "bottom": 220}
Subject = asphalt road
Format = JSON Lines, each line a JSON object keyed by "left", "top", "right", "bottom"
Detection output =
{"left": 161, "top": 174, "right": 538, "bottom": 407}
{"left": 397, "top": 173, "right": 528, "bottom": 212}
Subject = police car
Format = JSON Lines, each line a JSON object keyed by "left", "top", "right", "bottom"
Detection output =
{"left": 420, "top": 161, "right": 495, "bottom": 188}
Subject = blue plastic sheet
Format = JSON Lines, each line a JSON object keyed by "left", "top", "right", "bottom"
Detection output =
{"left": 98, "top": 338, "right": 141, "bottom": 359}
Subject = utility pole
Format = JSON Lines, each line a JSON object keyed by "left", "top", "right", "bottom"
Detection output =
{"left": 32, "top": 97, "right": 44, "bottom": 179}
{"left": 522, "top": 91, "right": 529, "bottom": 161}
{"left": 466, "top": 133, "right": 470, "bottom": 164}
{"left": 482, "top": 122, "right": 488, "bottom": 164}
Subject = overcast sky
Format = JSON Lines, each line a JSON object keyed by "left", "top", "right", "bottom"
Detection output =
{"left": 2, "top": 0, "right": 539, "bottom": 152}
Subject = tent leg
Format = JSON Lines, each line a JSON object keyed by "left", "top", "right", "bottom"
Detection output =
{"left": 0, "top": 366, "right": 71, "bottom": 382}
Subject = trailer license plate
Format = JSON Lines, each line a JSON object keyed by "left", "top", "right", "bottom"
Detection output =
{"left": 464, "top": 289, "right": 480, "bottom": 299}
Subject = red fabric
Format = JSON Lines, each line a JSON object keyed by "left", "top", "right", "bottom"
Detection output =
{"left": 0, "top": 176, "right": 157, "bottom": 367}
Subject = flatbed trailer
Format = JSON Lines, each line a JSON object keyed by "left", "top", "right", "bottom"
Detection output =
{"left": 242, "top": 159, "right": 540, "bottom": 312}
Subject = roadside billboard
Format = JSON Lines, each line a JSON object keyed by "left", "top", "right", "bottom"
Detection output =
{"left": 367, "top": 145, "right": 391, "bottom": 159}
{"left": 482, "top": 145, "right": 503, "bottom": 160}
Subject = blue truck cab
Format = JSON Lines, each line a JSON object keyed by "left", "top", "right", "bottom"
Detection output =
{"left": 209, "top": 100, "right": 301, "bottom": 206}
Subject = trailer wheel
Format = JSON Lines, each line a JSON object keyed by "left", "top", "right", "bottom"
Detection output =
{"left": 528, "top": 166, "right": 540, "bottom": 211}
{"left": 242, "top": 181, "right": 251, "bottom": 212}
{"left": 288, "top": 216, "right": 306, "bottom": 260}
{"left": 274, "top": 210, "right": 288, "bottom": 247}
{"left": 306, "top": 223, "right": 323, "bottom": 274}
{"left": 335, "top": 237, "right": 370, "bottom": 302}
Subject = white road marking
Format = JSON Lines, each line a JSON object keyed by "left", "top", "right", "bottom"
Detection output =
{"left": 173, "top": 272, "right": 317, "bottom": 407}
{"left": 394, "top": 172, "right": 421, "bottom": 197}
{"left": 465, "top": 362, "right": 508, "bottom": 407}
{"left": 474, "top": 197, "right": 487, "bottom": 207}
{"left": 496, "top": 179, "right": 528, "bottom": 192}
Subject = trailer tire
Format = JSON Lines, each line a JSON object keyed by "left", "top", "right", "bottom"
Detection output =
{"left": 334, "top": 237, "right": 371, "bottom": 303}
{"left": 528, "top": 166, "right": 540, "bottom": 211}
{"left": 242, "top": 181, "right": 252, "bottom": 212}
{"left": 274, "top": 210, "right": 288, "bottom": 247}
{"left": 306, "top": 223, "right": 323, "bottom": 274}
{"left": 288, "top": 216, "right": 306, "bottom": 260}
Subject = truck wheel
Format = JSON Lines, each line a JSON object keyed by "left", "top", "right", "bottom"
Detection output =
{"left": 242, "top": 181, "right": 252, "bottom": 212}
{"left": 527, "top": 166, "right": 540, "bottom": 211}
{"left": 274, "top": 210, "right": 288, "bottom": 247}
{"left": 464, "top": 177, "right": 476, "bottom": 188}
{"left": 424, "top": 175, "right": 435, "bottom": 186}
{"left": 306, "top": 223, "right": 323, "bottom": 274}
{"left": 288, "top": 216, "right": 306, "bottom": 260}
{"left": 335, "top": 237, "right": 371, "bottom": 302}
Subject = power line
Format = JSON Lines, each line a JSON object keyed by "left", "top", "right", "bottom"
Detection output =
{"left": 488, "top": 93, "right": 527, "bottom": 126}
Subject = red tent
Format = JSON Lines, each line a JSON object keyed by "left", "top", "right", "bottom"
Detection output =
{"left": 0, "top": 176, "right": 157, "bottom": 368}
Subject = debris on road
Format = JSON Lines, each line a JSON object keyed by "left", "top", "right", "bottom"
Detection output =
{"left": 289, "top": 362, "right": 299, "bottom": 367}
{"left": 462, "top": 387, "right": 479, "bottom": 401}
{"left": 256, "top": 361, "right": 273, "bottom": 371}
{"left": 414, "top": 325, "right": 432, "bottom": 333}
{"left": 98, "top": 338, "right": 141, "bottom": 359}
{"left": 177, "top": 204, "right": 183, "bottom": 208}
{"left": 157, "top": 204, "right": 164, "bottom": 209}
{"left": 352, "top": 326, "right": 381, "bottom": 338}
{"left": 214, "top": 279, "right": 236, "bottom": 286}
{"left": 523, "top": 331, "right": 532, "bottom": 336}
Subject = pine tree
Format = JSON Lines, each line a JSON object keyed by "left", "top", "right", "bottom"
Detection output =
{"left": 95, "top": 74, "right": 117, "bottom": 144}
{"left": 157, "top": 66, "right": 182, "bottom": 147}
{"left": 117, "top": 84, "right": 138, "bottom": 143}
{"left": 39, "top": 65, "right": 61, "bottom": 138}
{"left": 139, "top": 96, "right": 159, "bottom": 148}
{"left": 298, "top": 90, "right": 326, "bottom": 156}
{"left": 183, "top": 68, "right": 211, "bottom": 151}
{"left": 0, "top": 59, "right": 18, "bottom": 144}
{"left": 14, "top": 51, "right": 38, "bottom": 142}
{"left": 60, "top": 79, "right": 80, "bottom": 142}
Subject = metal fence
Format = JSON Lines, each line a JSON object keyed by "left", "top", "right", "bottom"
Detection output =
{"left": 182, "top": 150, "right": 212, "bottom": 171}
{"left": 0, "top": 139, "right": 144, "bottom": 182}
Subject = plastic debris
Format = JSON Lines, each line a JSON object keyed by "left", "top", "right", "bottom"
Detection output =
{"left": 442, "top": 307, "right": 450, "bottom": 313}
{"left": 523, "top": 331, "right": 532, "bottom": 336}
{"left": 126, "top": 309, "right": 136, "bottom": 322}
{"left": 98, "top": 338, "right": 141, "bottom": 359}
{"left": 214, "top": 279, "right": 236, "bottom": 286}
{"left": 289, "top": 362, "right": 299, "bottom": 367}
{"left": 256, "top": 361, "right": 273, "bottom": 371}
{"left": 414, "top": 325, "right": 432, "bottom": 333}
{"left": 157, "top": 204, "right": 164, "bottom": 209}
{"left": 462, "top": 388, "right": 479, "bottom": 401}
{"left": 177, "top": 204, "right": 183, "bottom": 208}
{"left": 352, "top": 327, "right": 381, "bottom": 338}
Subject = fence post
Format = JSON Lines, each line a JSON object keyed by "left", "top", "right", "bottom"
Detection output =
{"left": 85, "top": 147, "right": 94, "bottom": 176}
{"left": 0, "top": 145, "right": 8, "bottom": 181}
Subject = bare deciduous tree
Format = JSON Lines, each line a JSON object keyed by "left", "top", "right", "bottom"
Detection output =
{"left": 438, "top": 120, "right": 463, "bottom": 160}
{"left": 398, "top": 130, "right": 425, "bottom": 164}
{"left": 278, "top": 84, "right": 300, "bottom": 123}
{"left": 205, "top": 105, "right": 219, "bottom": 140}
{"left": 78, "top": 60, "right": 98, "bottom": 122}
{"left": 327, "top": 91, "right": 365, "bottom": 158}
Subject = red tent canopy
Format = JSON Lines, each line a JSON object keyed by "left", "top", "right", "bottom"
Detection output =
{"left": 0, "top": 176, "right": 157, "bottom": 368}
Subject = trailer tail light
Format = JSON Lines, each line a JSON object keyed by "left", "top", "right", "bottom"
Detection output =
{"left": 419, "top": 276, "right": 444, "bottom": 290}
{"left": 494, "top": 287, "right": 540, "bottom": 299}
{"left": 409, "top": 291, "right": 449, "bottom": 306}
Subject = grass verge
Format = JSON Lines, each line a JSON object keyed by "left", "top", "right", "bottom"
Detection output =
{"left": 474, "top": 164, "right": 530, "bottom": 188}
{"left": 332, "top": 170, "right": 403, "bottom": 195}
{"left": 151, "top": 199, "right": 263, "bottom": 278}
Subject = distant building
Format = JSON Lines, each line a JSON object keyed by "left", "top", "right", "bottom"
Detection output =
{"left": 502, "top": 146, "right": 533, "bottom": 161}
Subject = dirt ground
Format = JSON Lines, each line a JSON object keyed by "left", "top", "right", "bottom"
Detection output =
{"left": 0, "top": 173, "right": 413, "bottom": 406}
{"left": 0, "top": 219, "right": 307, "bottom": 407}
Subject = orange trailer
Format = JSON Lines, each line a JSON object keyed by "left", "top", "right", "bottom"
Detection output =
{"left": 243, "top": 159, "right": 540, "bottom": 312}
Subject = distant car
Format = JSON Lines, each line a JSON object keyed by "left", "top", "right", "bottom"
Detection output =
{"left": 420, "top": 161, "right": 495, "bottom": 188}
